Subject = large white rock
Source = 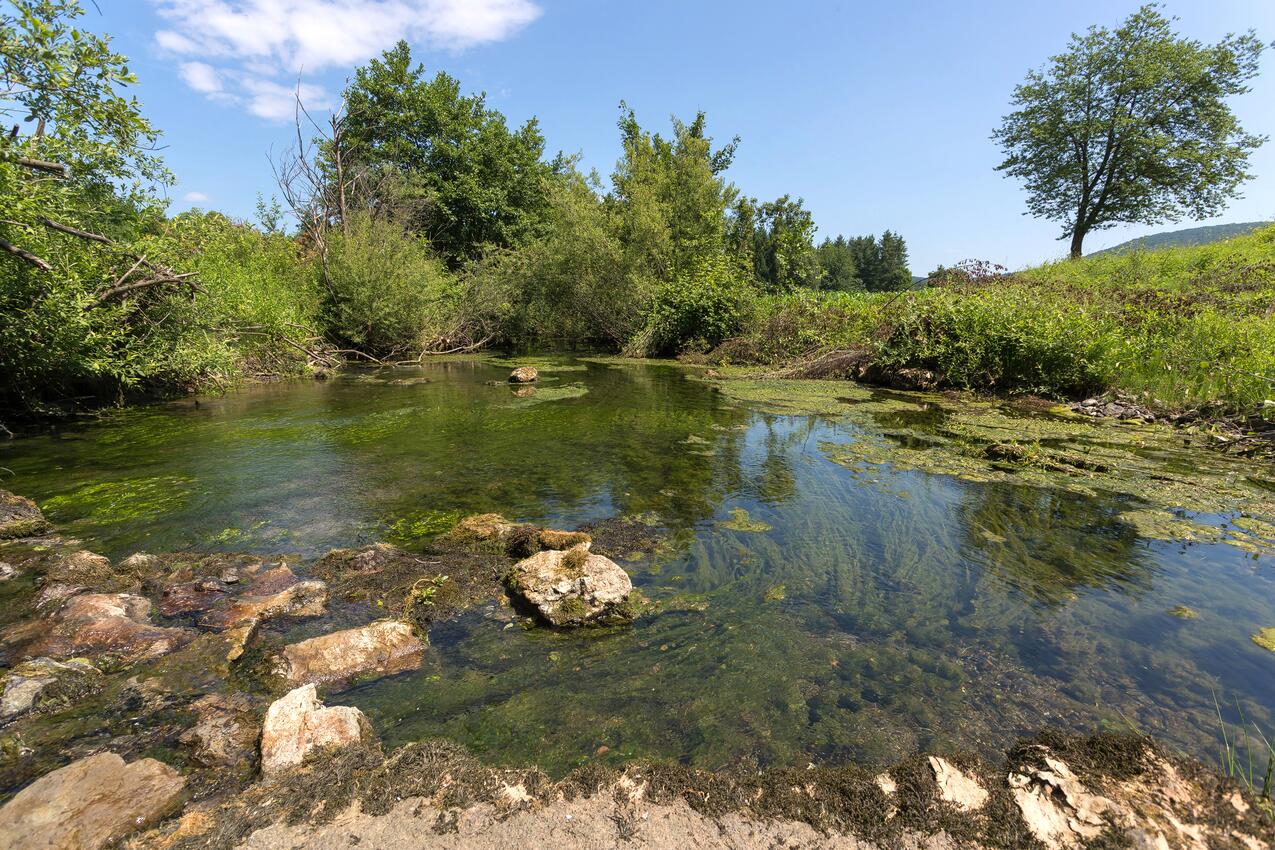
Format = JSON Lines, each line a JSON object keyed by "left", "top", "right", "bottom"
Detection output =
{"left": 0, "top": 752, "right": 185, "bottom": 850}
{"left": 506, "top": 544, "right": 633, "bottom": 626}
{"left": 259, "top": 684, "right": 374, "bottom": 776}
{"left": 274, "top": 620, "right": 424, "bottom": 687}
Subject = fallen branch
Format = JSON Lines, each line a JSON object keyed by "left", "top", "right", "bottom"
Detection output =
{"left": 0, "top": 237, "right": 52, "bottom": 271}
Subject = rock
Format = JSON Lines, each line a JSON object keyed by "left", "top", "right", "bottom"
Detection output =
{"left": 505, "top": 545, "right": 633, "bottom": 626}
{"left": 928, "top": 756, "right": 987, "bottom": 812}
{"left": 0, "top": 561, "right": 16, "bottom": 582}
{"left": 0, "top": 657, "right": 101, "bottom": 723}
{"left": 449, "top": 513, "right": 518, "bottom": 543}
{"left": 8, "top": 593, "right": 194, "bottom": 667}
{"left": 508, "top": 366, "right": 539, "bottom": 384}
{"left": 274, "top": 620, "right": 424, "bottom": 687}
{"left": 537, "top": 529, "right": 592, "bottom": 551}
{"left": 0, "top": 751, "right": 185, "bottom": 850}
{"left": 260, "top": 684, "right": 374, "bottom": 775}
{"left": 179, "top": 693, "right": 260, "bottom": 772}
{"left": 0, "top": 490, "right": 49, "bottom": 539}
{"left": 199, "top": 565, "right": 327, "bottom": 629}
{"left": 44, "top": 549, "right": 113, "bottom": 589}
{"left": 1009, "top": 751, "right": 1116, "bottom": 849}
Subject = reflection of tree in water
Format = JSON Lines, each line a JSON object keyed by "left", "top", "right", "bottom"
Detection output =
{"left": 954, "top": 482, "right": 1151, "bottom": 606}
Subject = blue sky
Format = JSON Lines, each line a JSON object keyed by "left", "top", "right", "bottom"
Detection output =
{"left": 95, "top": 0, "right": 1275, "bottom": 272}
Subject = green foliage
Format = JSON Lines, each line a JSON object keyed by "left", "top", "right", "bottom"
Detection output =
{"left": 339, "top": 40, "right": 554, "bottom": 268}
{"left": 750, "top": 195, "right": 820, "bottom": 292}
{"left": 815, "top": 237, "right": 861, "bottom": 292}
{"left": 636, "top": 254, "right": 753, "bottom": 356}
{"left": 994, "top": 4, "right": 1267, "bottom": 257}
{"left": 322, "top": 213, "right": 457, "bottom": 358}
{"left": 723, "top": 225, "right": 1275, "bottom": 417}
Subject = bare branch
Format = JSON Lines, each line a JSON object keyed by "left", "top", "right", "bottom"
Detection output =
{"left": 0, "top": 237, "right": 52, "bottom": 271}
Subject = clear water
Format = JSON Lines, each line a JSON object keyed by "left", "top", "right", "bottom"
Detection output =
{"left": 3, "top": 358, "right": 1274, "bottom": 775}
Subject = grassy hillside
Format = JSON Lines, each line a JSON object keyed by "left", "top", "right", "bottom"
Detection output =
{"left": 1096, "top": 222, "right": 1273, "bottom": 255}
{"left": 715, "top": 225, "right": 1275, "bottom": 420}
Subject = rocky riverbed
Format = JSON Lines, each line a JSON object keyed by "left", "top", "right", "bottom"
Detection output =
{"left": 1, "top": 488, "right": 1273, "bottom": 849}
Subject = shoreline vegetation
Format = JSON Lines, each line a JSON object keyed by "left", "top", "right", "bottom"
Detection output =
{"left": 4, "top": 4, "right": 1270, "bottom": 449}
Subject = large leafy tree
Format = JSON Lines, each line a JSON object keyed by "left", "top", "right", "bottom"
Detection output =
{"left": 750, "top": 195, "right": 820, "bottom": 292}
{"left": 339, "top": 40, "right": 554, "bottom": 267}
{"left": 608, "top": 104, "right": 739, "bottom": 282}
{"left": 993, "top": 5, "right": 1266, "bottom": 258}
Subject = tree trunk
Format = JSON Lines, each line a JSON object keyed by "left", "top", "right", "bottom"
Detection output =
{"left": 1069, "top": 228, "right": 1085, "bottom": 259}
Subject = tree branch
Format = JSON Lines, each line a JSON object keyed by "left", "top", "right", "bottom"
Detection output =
{"left": 0, "top": 237, "right": 52, "bottom": 271}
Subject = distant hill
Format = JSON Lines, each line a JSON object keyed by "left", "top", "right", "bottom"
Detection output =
{"left": 1096, "top": 221, "right": 1271, "bottom": 255}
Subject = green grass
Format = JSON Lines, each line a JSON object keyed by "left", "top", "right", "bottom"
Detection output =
{"left": 718, "top": 225, "right": 1275, "bottom": 418}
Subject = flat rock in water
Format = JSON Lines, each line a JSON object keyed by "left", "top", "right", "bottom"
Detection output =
{"left": 179, "top": 693, "right": 260, "bottom": 771}
{"left": 506, "top": 545, "right": 633, "bottom": 626}
{"left": 0, "top": 657, "right": 101, "bottom": 722}
{"left": 0, "top": 490, "right": 49, "bottom": 539}
{"left": 274, "top": 620, "right": 424, "bottom": 687}
{"left": 260, "top": 684, "right": 374, "bottom": 775}
{"left": 0, "top": 752, "right": 185, "bottom": 850}
{"left": 4, "top": 593, "right": 194, "bottom": 667}
{"left": 508, "top": 366, "right": 539, "bottom": 383}
{"left": 200, "top": 566, "right": 327, "bottom": 629}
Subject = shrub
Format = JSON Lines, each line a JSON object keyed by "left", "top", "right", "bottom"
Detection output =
{"left": 634, "top": 254, "right": 754, "bottom": 356}
{"left": 321, "top": 214, "right": 458, "bottom": 358}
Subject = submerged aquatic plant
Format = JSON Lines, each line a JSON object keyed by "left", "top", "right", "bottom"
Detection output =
{"left": 1214, "top": 692, "right": 1275, "bottom": 806}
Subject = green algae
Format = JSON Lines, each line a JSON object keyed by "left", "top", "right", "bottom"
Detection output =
{"left": 501, "top": 383, "right": 589, "bottom": 405}
{"left": 1251, "top": 628, "right": 1275, "bottom": 652}
{"left": 1168, "top": 605, "right": 1200, "bottom": 619}
{"left": 720, "top": 507, "right": 772, "bottom": 533}
{"left": 41, "top": 475, "right": 193, "bottom": 525}
{"left": 385, "top": 509, "right": 465, "bottom": 546}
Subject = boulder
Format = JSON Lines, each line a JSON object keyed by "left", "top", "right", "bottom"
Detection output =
{"left": 0, "top": 490, "right": 49, "bottom": 539}
{"left": 0, "top": 752, "right": 185, "bottom": 850}
{"left": 179, "top": 693, "right": 260, "bottom": 772}
{"left": 260, "top": 684, "right": 374, "bottom": 775}
{"left": 505, "top": 544, "right": 633, "bottom": 626}
{"left": 9, "top": 593, "right": 194, "bottom": 667}
{"left": 274, "top": 620, "right": 424, "bottom": 687}
{"left": 0, "top": 657, "right": 101, "bottom": 723}
{"left": 508, "top": 366, "right": 538, "bottom": 384}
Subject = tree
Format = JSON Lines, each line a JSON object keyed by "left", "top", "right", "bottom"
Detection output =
{"left": 339, "top": 41, "right": 554, "bottom": 267}
{"left": 993, "top": 4, "right": 1267, "bottom": 258}
{"left": 815, "top": 236, "right": 859, "bottom": 291}
{"left": 608, "top": 104, "right": 739, "bottom": 282}
{"left": 876, "top": 230, "right": 913, "bottom": 291}
{"left": 751, "top": 195, "right": 820, "bottom": 292}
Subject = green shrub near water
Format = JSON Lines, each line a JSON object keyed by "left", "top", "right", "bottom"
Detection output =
{"left": 719, "top": 226, "right": 1275, "bottom": 417}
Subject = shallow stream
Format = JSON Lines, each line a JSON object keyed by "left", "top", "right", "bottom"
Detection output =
{"left": 4, "top": 357, "right": 1274, "bottom": 776}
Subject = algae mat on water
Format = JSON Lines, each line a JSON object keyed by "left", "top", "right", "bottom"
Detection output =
{"left": 705, "top": 372, "right": 1275, "bottom": 556}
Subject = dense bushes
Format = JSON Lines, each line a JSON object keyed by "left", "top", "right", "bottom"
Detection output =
{"left": 322, "top": 214, "right": 457, "bottom": 358}
{"left": 633, "top": 255, "right": 754, "bottom": 356}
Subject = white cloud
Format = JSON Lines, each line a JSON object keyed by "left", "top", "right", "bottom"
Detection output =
{"left": 242, "top": 78, "right": 330, "bottom": 121}
{"left": 152, "top": 0, "right": 540, "bottom": 119}
{"left": 179, "top": 62, "right": 222, "bottom": 94}
{"left": 184, "top": 191, "right": 210, "bottom": 202}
